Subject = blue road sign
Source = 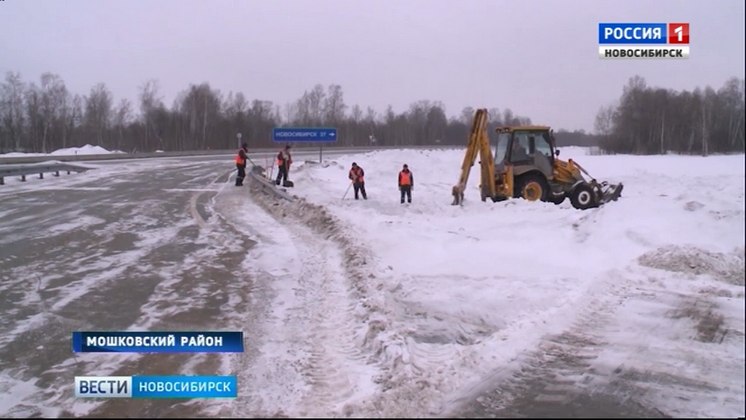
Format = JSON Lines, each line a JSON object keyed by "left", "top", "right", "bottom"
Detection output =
{"left": 273, "top": 127, "right": 337, "bottom": 142}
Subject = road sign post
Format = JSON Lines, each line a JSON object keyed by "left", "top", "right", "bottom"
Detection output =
{"left": 272, "top": 127, "right": 337, "bottom": 163}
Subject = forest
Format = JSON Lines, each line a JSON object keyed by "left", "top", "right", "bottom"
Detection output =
{"left": 0, "top": 72, "right": 743, "bottom": 155}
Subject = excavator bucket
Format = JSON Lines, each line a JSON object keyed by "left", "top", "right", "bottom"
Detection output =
{"left": 576, "top": 159, "right": 623, "bottom": 208}
{"left": 598, "top": 181, "right": 624, "bottom": 204}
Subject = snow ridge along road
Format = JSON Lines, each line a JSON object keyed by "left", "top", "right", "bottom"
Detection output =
{"left": 229, "top": 183, "right": 382, "bottom": 417}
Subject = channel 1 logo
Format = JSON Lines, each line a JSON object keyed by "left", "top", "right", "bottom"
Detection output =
{"left": 598, "top": 23, "right": 690, "bottom": 59}
{"left": 667, "top": 23, "right": 689, "bottom": 44}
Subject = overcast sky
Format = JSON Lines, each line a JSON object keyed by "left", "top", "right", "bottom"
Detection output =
{"left": 1, "top": 0, "right": 744, "bottom": 132}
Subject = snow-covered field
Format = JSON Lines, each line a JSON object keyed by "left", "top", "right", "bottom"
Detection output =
{"left": 0, "top": 146, "right": 743, "bottom": 417}
{"left": 242, "top": 146, "right": 744, "bottom": 417}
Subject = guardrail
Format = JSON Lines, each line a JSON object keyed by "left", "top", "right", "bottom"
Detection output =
{"left": 0, "top": 162, "right": 94, "bottom": 185}
{"left": 247, "top": 165, "right": 295, "bottom": 201}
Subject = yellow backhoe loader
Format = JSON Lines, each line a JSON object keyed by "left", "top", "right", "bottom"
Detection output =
{"left": 451, "top": 109, "right": 623, "bottom": 209}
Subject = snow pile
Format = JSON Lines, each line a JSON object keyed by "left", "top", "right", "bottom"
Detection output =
{"left": 638, "top": 245, "right": 745, "bottom": 285}
{"left": 50, "top": 145, "right": 120, "bottom": 155}
{"left": 1, "top": 144, "right": 122, "bottom": 157}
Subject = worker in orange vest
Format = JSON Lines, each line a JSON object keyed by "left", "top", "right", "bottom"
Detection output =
{"left": 398, "top": 164, "right": 414, "bottom": 203}
{"left": 275, "top": 144, "right": 292, "bottom": 186}
{"left": 235, "top": 142, "right": 249, "bottom": 186}
{"left": 349, "top": 162, "right": 367, "bottom": 200}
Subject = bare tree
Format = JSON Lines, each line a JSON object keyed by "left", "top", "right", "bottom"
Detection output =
{"left": 176, "top": 83, "right": 221, "bottom": 150}
{"left": 39, "top": 73, "right": 68, "bottom": 153}
{"left": 0, "top": 72, "right": 26, "bottom": 152}
{"left": 113, "top": 98, "right": 132, "bottom": 151}
{"left": 594, "top": 105, "right": 614, "bottom": 136}
{"left": 350, "top": 104, "right": 363, "bottom": 123}
{"left": 284, "top": 102, "right": 298, "bottom": 126}
{"left": 247, "top": 99, "right": 275, "bottom": 147}
{"left": 25, "top": 83, "right": 42, "bottom": 152}
{"left": 84, "top": 83, "right": 113, "bottom": 148}
{"left": 718, "top": 77, "right": 745, "bottom": 150}
{"left": 426, "top": 102, "right": 447, "bottom": 144}
{"left": 139, "top": 79, "right": 163, "bottom": 151}
{"left": 307, "top": 84, "right": 325, "bottom": 125}
{"left": 460, "top": 106, "right": 475, "bottom": 126}
{"left": 323, "top": 84, "right": 346, "bottom": 125}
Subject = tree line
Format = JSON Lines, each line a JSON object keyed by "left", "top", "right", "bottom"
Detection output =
{"left": 594, "top": 75, "right": 745, "bottom": 155}
{"left": 0, "top": 72, "right": 532, "bottom": 154}
{"left": 1, "top": 71, "right": 743, "bottom": 155}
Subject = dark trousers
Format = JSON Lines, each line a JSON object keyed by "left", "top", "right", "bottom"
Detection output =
{"left": 354, "top": 182, "right": 367, "bottom": 199}
{"left": 275, "top": 165, "right": 288, "bottom": 185}
{"left": 236, "top": 165, "right": 246, "bottom": 186}
{"left": 400, "top": 186, "right": 412, "bottom": 203}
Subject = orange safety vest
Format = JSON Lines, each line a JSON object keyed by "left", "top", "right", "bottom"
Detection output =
{"left": 350, "top": 167, "right": 364, "bottom": 183}
{"left": 399, "top": 170, "right": 411, "bottom": 186}
{"left": 277, "top": 151, "right": 291, "bottom": 167}
{"left": 235, "top": 149, "right": 246, "bottom": 165}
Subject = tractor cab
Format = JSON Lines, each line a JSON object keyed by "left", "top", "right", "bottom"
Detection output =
{"left": 495, "top": 126, "right": 556, "bottom": 180}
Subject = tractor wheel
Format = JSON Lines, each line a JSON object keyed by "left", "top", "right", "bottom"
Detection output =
{"left": 516, "top": 174, "right": 548, "bottom": 202}
{"left": 570, "top": 184, "right": 597, "bottom": 210}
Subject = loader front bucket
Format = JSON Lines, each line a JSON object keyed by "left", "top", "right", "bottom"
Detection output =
{"left": 598, "top": 181, "right": 623, "bottom": 205}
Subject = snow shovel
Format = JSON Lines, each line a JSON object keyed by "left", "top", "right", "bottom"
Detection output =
{"left": 342, "top": 181, "right": 353, "bottom": 200}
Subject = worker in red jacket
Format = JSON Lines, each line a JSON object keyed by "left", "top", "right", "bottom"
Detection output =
{"left": 235, "top": 142, "right": 249, "bottom": 186}
{"left": 398, "top": 164, "right": 414, "bottom": 203}
{"left": 275, "top": 144, "right": 292, "bottom": 186}
{"left": 348, "top": 162, "right": 367, "bottom": 200}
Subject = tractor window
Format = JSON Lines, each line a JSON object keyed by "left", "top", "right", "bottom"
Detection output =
{"left": 509, "top": 133, "right": 531, "bottom": 163}
{"left": 533, "top": 132, "right": 553, "bottom": 158}
{"left": 495, "top": 132, "right": 510, "bottom": 163}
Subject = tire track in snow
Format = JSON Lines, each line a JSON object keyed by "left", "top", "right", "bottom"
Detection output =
{"left": 291, "top": 224, "right": 376, "bottom": 417}
{"left": 440, "top": 269, "right": 662, "bottom": 418}
{"left": 443, "top": 258, "right": 744, "bottom": 418}
{"left": 232, "top": 186, "right": 378, "bottom": 417}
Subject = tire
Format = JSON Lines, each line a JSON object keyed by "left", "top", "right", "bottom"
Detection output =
{"left": 570, "top": 184, "right": 597, "bottom": 210}
{"left": 515, "top": 174, "right": 548, "bottom": 202}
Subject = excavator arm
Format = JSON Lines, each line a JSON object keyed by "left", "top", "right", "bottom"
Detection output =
{"left": 451, "top": 109, "right": 496, "bottom": 205}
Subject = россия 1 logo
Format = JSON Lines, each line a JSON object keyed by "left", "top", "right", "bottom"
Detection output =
{"left": 598, "top": 23, "right": 690, "bottom": 59}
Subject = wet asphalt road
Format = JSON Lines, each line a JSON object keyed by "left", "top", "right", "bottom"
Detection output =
{"left": 0, "top": 156, "right": 255, "bottom": 417}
